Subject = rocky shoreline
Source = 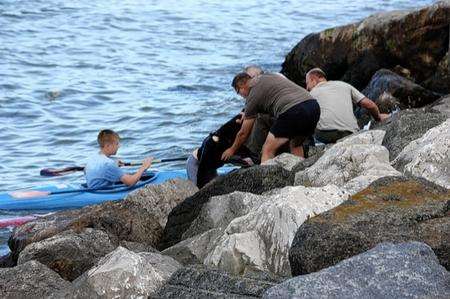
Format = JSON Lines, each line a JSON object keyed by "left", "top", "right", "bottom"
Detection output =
{"left": 1, "top": 1, "right": 449, "bottom": 298}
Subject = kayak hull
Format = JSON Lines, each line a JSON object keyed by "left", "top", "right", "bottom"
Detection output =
{"left": 0, "top": 169, "right": 188, "bottom": 211}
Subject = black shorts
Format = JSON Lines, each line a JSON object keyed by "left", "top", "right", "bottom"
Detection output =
{"left": 270, "top": 99, "right": 320, "bottom": 139}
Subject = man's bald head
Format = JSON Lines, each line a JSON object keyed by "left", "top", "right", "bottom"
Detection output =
{"left": 306, "top": 68, "right": 327, "bottom": 91}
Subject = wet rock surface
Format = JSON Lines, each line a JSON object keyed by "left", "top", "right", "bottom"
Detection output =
{"left": 160, "top": 165, "right": 293, "bottom": 250}
{"left": 289, "top": 176, "right": 450, "bottom": 275}
{"left": 0, "top": 260, "right": 72, "bottom": 299}
{"left": 266, "top": 242, "right": 450, "bottom": 299}
{"left": 281, "top": 2, "right": 450, "bottom": 91}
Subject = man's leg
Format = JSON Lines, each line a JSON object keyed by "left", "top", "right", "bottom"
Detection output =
{"left": 289, "top": 136, "right": 306, "bottom": 158}
{"left": 245, "top": 114, "right": 273, "bottom": 156}
{"left": 261, "top": 132, "right": 289, "bottom": 163}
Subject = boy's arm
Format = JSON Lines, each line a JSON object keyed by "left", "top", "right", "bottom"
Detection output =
{"left": 120, "top": 157, "right": 153, "bottom": 186}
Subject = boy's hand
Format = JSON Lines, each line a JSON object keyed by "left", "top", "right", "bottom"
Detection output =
{"left": 142, "top": 157, "right": 153, "bottom": 169}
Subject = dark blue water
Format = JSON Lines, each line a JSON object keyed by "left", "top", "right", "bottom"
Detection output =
{"left": 0, "top": 0, "right": 434, "bottom": 255}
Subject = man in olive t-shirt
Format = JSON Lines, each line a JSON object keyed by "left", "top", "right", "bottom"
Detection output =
{"left": 221, "top": 73, "right": 320, "bottom": 163}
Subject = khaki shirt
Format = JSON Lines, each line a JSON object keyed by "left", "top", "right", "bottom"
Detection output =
{"left": 310, "top": 81, "right": 365, "bottom": 132}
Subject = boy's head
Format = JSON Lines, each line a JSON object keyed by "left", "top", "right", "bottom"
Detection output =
{"left": 97, "top": 129, "right": 120, "bottom": 155}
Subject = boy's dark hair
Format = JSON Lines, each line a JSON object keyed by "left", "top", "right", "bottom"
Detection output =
{"left": 231, "top": 72, "right": 252, "bottom": 91}
{"left": 97, "top": 129, "right": 120, "bottom": 148}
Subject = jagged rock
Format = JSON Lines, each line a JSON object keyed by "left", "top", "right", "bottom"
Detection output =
{"left": 281, "top": 2, "right": 450, "bottom": 91}
{"left": 9, "top": 198, "right": 162, "bottom": 264}
{"left": 294, "top": 130, "right": 401, "bottom": 194}
{"left": 125, "top": 178, "right": 198, "bottom": 227}
{"left": 362, "top": 69, "right": 441, "bottom": 109}
{"left": 0, "top": 261, "right": 72, "bottom": 298}
{"left": 289, "top": 176, "right": 450, "bottom": 275}
{"left": 266, "top": 242, "right": 450, "bottom": 299}
{"left": 373, "top": 108, "right": 447, "bottom": 160}
{"left": 67, "top": 247, "right": 181, "bottom": 298}
{"left": 393, "top": 119, "right": 450, "bottom": 188}
{"left": 262, "top": 153, "right": 305, "bottom": 171}
{"left": 424, "top": 52, "right": 450, "bottom": 94}
{"left": 17, "top": 228, "right": 116, "bottom": 281}
{"left": 151, "top": 265, "right": 277, "bottom": 298}
{"left": 203, "top": 185, "right": 348, "bottom": 277}
{"left": 430, "top": 95, "right": 450, "bottom": 117}
{"left": 160, "top": 165, "right": 293, "bottom": 250}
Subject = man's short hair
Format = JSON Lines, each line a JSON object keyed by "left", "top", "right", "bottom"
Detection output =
{"left": 97, "top": 129, "right": 120, "bottom": 148}
{"left": 231, "top": 72, "right": 252, "bottom": 91}
{"left": 306, "top": 68, "right": 327, "bottom": 79}
{"left": 244, "top": 65, "right": 264, "bottom": 77}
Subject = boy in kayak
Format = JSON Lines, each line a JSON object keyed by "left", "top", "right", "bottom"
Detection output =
{"left": 85, "top": 129, "right": 153, "bottom": 188}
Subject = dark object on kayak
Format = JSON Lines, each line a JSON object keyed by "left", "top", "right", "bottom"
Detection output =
{"left": 196, "top": 114, "right": 259, "bottom": 188}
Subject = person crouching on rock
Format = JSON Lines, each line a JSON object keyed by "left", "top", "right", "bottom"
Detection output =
{"left": 222, "top": 72, "right": 320, "bottom": 163}
{"left": 84, "top": 129, "right": 153, "bottom": 188}
{"left": 305, "top": 68, "right": 390, "bottom": 144}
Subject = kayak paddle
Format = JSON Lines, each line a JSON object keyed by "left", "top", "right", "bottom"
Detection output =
{"left": 39, "top": 156, "right": 188, "bottom": 177}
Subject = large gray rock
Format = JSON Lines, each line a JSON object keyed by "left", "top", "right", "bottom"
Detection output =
{"left": 125, "top": 178, "right": 198, "bottom": 227}
{"left": 281, "top": 2, "right": 450, "bottom": 92}
{"left": 164, "top": 185, "right": 348, "bottom": 278}
{"left": 17, "top": 228, "right": 116, "bottom": 281}
{"left": 393, "top": 119, "right": 450, "bottom": 188}
{"left": 262, "top": 153, "right": 305, "bottom": 171}
{"left": 152, "top": 265, "right": 277, "bottom": 298}
{"left": 68, "top": 246, "right": 182, "bottom": 298}
{"left": 160, "top": 165, "right": 293, "bottom": 250}
{"left": 289, "top": 176, "right": 450, "bottom": 275}
{"left": 0, "top": 261, "right": 72, "bottom": 299}
{"left": 203, "top": 185, "right": 348, "bottom": 277}
{"left": 265, "top": 242, "right": 450, "bottom": 299}
{"left": 9, "top": 198, "right": 163, "bottom": 264}
{"left": 362, "top": 69, "right": 442, "bottom": 108}
{"left": 372, "top": 108, "right": 447, "bottom": 160}
{"left": 294, "top": 130, "right": 401, "bottom": 194}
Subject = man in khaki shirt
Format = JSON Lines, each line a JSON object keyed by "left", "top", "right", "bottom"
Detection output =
{"left": 306, "top": 68, "right": 389, "bottom": 143}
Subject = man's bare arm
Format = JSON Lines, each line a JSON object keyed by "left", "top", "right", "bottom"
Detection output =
{"left": 359, "top": 97, "right": 389, "bottom": 122}
{"left": 221, "top": 118, "right": 255, "bottom": 160}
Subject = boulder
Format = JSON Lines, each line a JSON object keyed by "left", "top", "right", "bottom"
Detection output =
{"left": 362, "top": 69, "right": 441, "bottom": 108}
{"left": 18, "top": 228, "right": 116, "bottom": 281}
{"left": 281, "top": 2, "right": 450, "bottom": 91}
{"left": 119, "top": 240, "right": 159, "bottom": 253}
{"left": 294, "top": 130, "right": 401, "bottom": 194}
{"left": 262, "top": 153, "right": 305, "bottom": 171}
{"left": 393, "top": 119, "right": 450, "bottom": 188}
{"left": 373, "top": 108, "right": 447, "bottom": 160}
{"left": 0, "top": 261, "right": 72, "bottom": 298}
{"left": 203, "top": 185, "right": 348, "bottom": 277}
{"left": 289, "top": 176, "right": 450, "bottom": 275}
{"left": 152, "top": 265, "right": 277, "bottom": 298}
{"left": 423, "top": 52, "right": 450, "bottom": 94}
{"left": 160, "top": 165, "right": 293, "bottom": 250}
{"left": 265, "top": 242, "right": 450, "bottom": 299}
{"left": 68, "top": 246, "right": 181, "bottom": 298}
{"left": 125, "top": 178, "right": 198, "bottom": 227}
{"left": 9, "top": 198, "right": 162, "bottom": 264}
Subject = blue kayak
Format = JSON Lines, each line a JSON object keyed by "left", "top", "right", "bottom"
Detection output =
{"left": 0, "top": 168, "right": 233, "bottom": 211}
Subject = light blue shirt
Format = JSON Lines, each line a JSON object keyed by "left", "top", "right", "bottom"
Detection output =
{"left": 85, "top": 153, "right": 125, "bottom": 188}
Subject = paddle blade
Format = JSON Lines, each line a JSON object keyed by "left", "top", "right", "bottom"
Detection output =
{"left": 9, "top": 190, "right": 51, "bottom": 199}
{"left": 40, "top": 166, "right": 85, "bottom": 177}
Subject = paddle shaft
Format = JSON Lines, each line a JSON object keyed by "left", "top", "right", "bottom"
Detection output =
{"left": 40, "top": 156, "right": 188, "bottom": 177}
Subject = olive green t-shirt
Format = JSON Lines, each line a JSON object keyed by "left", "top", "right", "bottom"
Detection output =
{"left": 244, "top": 74, "right": 312, "bottom": 119}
